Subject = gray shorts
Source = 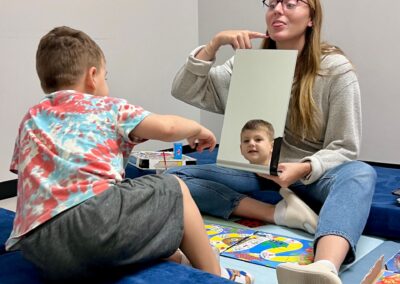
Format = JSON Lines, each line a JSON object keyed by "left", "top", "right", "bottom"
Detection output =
{"left": 18, "top": 174, "right": 184, "bottom": 281}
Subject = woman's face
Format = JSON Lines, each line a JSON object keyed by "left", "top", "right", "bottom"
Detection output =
{"left": 266, "top": 1, "right": 313, "bottom": 49}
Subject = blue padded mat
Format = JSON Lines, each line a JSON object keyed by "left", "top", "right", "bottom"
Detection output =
{"left": 363, "top": 166, "right": 400, "bottom": 239}
{"left": 0, "top": 250, "right": 233, "bottom": 284}
{"left": 0, "top": 208, "right": 232, "bottom": 284}
{"left": 0, "top": 207, "right": 14, "bottom": 254}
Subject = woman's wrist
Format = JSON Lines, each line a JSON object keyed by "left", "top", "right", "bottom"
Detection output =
{"left": 302, "top": 161, "right": 312, "bottom": 179}
{"left": 203, "top": 40, "right": 218, "bottom": 60}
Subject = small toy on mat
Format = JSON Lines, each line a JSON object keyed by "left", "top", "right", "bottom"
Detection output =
{"left": 386, "top": 251, "right": 400, "bottom": 273}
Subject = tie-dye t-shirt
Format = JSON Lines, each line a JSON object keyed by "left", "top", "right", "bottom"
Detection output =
{"left": 6, "top": 90, "right": 150, "bottom": 249}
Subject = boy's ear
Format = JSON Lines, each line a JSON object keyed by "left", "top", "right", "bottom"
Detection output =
{"left": 85, "top": 66, "right": 98, "bottom": 92}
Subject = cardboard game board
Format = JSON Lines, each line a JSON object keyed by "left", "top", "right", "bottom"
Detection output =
{"left": 205, "top": 223, "right": 314, "bottom": 268}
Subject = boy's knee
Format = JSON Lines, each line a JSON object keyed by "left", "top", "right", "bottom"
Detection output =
{"left": 170, "top": 174, "right": 182, "bottom": 184}
{"left": 171, "top": 175, "right": 190, "bottom": 196}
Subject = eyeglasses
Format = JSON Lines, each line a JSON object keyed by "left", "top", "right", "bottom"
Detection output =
{"left": 262, "top": 0, "right": 309, "bottom": 10}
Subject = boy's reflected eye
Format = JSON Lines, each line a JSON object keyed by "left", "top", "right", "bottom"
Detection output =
{"left": 242, "top": 137, "right": 265, "bottom": 144}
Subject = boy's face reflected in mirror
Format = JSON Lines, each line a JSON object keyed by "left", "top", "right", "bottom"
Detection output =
{"left": 240, "top": 129, "right": 273, "bottom": 165}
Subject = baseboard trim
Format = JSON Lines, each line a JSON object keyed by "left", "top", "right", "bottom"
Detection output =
{"left": 364, "top": 161, "right": 400, "bottom": 169}
{"left": 0, "top": 179, "right": 17, "bottom": 200}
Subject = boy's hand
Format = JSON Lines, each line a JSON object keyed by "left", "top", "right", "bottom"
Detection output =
{"left": 187, "top": 126, "right": 216, "bottom": 153}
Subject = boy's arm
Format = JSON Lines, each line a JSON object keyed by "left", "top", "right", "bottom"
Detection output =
{"left": 129, "top": 114, "right": 216, "bottom": 152}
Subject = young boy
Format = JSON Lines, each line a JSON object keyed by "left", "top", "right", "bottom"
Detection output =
{"left": 6, "top": 26, "right": 253, "bottom": 284}
{"left": 239, "top": 119, "right": 318, "bottom": 234}
{"left": 240, "top": 119, "right": 275, "bottom": 166}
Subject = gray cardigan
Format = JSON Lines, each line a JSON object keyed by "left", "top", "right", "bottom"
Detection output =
{"left": 172, "top": 46, "right": 362, "bottom": 184}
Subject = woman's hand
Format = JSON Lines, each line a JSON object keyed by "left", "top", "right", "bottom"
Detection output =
{"left": 212, "top": 30, "right": 268, "bottom": 50}
{"left": 197, "top": 30, "right": 268, "bottom": 61}
{"left": 257, "top": 162, "right": 311, "bottom": 188}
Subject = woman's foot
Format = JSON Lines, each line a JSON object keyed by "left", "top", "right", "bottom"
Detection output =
{"left": 274, "top": 188, "right": 318, "bottom": 234}
{"left": 276, "top": 262, "right": 341, "bottom": 284}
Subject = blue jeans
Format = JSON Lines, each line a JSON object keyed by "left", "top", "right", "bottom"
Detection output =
{"left": 166, "top": 161, "right": 376, "bottom": 264}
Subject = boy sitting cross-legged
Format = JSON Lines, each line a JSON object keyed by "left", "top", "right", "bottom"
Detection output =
{"left": 6, "top": 26, "right": 253, "bottom": 284}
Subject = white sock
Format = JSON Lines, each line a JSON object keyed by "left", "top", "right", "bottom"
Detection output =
{"left": 274, "top": 199, "right": 287, "bottom": 225}
{"left": 315, "top": 260, "right": 338, "bottom": 275}
{"left": 220, "top": 266, "right": 254, "bottom": 283}
{"left": 220, "top": 266, "right": 229, "bottom": 278}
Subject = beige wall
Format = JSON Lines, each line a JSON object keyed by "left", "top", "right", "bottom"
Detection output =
{"left": 1, "top": 0, "right": 399, "bottom": 181}
{"left": 322, "top": 0, "right": 400, "bottom": 163}
{"left": 0, "top": 0, "right": 199, "bottom": 181}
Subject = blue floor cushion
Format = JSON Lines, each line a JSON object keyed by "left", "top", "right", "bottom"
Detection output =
{"left": 0, "top": 208, "right": 232, "bottom": 284}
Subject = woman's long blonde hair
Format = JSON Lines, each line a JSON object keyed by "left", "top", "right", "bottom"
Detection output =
{"left": 261, "top": 0, "right": 344, "bottom": 141}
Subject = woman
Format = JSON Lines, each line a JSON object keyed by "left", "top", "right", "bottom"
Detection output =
{"left": 167, "top": 0, "right": 376, "bottom": 283}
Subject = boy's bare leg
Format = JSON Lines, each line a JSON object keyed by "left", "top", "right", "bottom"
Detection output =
{"left": 171, "top": 176, "right": 221, "bottom": 276}
{"left": 232, "top": 197, "right": 276, "bottom": 223}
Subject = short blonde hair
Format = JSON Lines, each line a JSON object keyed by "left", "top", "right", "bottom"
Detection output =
{"left": 241, "top": 119, "right": 275, "bottom": 142}
{"left": 36, "top": 26, "right": 105, "bottom": 93}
